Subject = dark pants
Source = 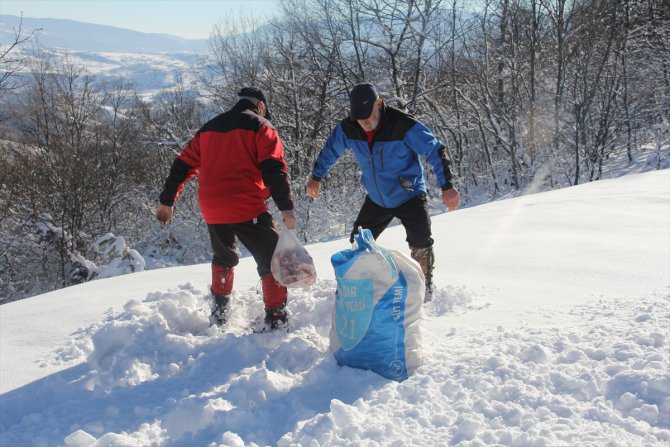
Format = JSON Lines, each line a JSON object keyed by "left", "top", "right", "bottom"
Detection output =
{"left": 350, "top": 194, "right": 433, "bottom": 248}
{"left": 208, "top": 212, "right": 279, "bottom": 277}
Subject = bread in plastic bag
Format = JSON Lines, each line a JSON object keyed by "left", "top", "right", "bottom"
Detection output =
{"left": 271, "top": 227, "right": 317, "bottom": 288}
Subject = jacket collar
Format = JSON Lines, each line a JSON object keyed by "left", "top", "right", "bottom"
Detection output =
{"left": 233, "top": 98, "right": 260, "bottom": 115}
{"left": 346, "top": 101, "right": 390, "bottom": 138}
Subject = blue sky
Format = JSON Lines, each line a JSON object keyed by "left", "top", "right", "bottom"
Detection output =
{"left": 0, "top": 0, "right": 281, "bottom": 39}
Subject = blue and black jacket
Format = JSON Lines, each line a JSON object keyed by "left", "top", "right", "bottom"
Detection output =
{"left": 312, "top": 103, "right": 454, "bottom": 209}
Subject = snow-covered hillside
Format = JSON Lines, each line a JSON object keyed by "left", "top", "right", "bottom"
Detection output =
{"left": 0, "top": 15, "right": 208, "bottom": 53}
{"left": 32, "top": 47, "right": 202, "bottom": 94}
{"left": 0, "top": 169, "right": 668, "bottom": 446}
{"left": 0, "top": 14, "right": 206, "bottom": 97}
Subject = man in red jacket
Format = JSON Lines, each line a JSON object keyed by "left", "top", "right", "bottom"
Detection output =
{"left": 156, "top": 87, "right": 296, "bottom": 331}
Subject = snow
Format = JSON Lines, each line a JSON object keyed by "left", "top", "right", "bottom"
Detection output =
{"left": 7, "top": 46, "right": 201, "bottom": 97}
{"left": 1, "top": 169, "right": 669, "bottom": 446}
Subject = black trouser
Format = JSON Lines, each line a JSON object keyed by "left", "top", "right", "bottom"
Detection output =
{"left": 350, "top": 194, "right": 433, "bottom": 248}
{"left": 208, "top": 212, "right": 279, "bottom": 277}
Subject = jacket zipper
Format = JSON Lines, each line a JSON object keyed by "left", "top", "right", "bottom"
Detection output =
{"left": 370, "top": 144, "right": 386, "bottom": 207}
{"left": 379, "top": 145, "right": 384, "bottom": 169}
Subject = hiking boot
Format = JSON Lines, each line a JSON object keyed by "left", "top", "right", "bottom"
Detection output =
{"left": 265, "top": 304, "right": 288, "bottom": 330}
{"left": 209, "top": 294, "right": 229, "bottom": 326}
{"left": 424, "top": 276, "right": 434, "bottom": 302}
{"left": 410, "top": 246, "right": 435, "bottom": 303}
{"left": 253, "top": 304, "right": 289, "bottom": 333}
{"left": 250, "top": 275, "right": 289, "bottom": 332}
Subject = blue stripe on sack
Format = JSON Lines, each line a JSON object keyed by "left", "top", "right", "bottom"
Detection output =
{"left": 378, "top": 247, "right": 399, "bottom": 279}
{"left": 334, "top": 271, "right": 408, "bottom": 381}
{"left": 331, "top": 249, "right": 358, "bottom": 278}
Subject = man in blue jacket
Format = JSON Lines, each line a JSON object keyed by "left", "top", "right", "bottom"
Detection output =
{"left": 306, "top": 83, "right": 460, "bottom": 300}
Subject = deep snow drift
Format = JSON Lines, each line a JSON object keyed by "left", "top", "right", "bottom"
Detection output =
{"left": 1, "top": 169, "right": 668, "bottom": 446}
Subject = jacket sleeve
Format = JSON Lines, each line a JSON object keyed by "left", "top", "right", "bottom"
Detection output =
{"left": 257, "top": 125, "right": 294, "bottom": 211}
{"left": 176, "top": 132, "right": 202, "bottom": 169}
{"left": 404, "top": 121, "right": 454, "bottom": 189}
{"left": 311, "top": 123, "right": 348, "bottom": 181}
{"left": 159, "top": 158, "right": 196, "bottom": 206}
{"left": 158, "top": 134, "right": 200, "bottom": 206}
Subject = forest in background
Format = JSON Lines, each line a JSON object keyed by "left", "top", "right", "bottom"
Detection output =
{"left": 0, "top": 0, "right": 668, "bottom": 302}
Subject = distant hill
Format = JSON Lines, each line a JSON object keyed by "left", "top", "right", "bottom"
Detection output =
{"left": 0, "top": 15, "right": 210, "bottom": 97}
{"left": 0, "top": 14, "right": 209, "bottom": 53}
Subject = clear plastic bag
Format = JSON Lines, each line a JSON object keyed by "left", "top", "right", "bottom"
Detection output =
{"left": 271, "top": 227, "right": 317, "bottom": 288}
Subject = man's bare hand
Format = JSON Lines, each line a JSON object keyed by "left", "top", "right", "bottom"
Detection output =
{"left": 156, "top": 204, "right": 173, "bottom": 225}
{"left": 306, "top": 178, "right": 321, "bottom": 199}
{"left": 281, "top": 210, "right": 297, "bottom": 230}
{"left": 442, "top": 188, "right": 461, "bottom": 211}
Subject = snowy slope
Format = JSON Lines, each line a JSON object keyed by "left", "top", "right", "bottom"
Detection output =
{"left": 0, "top": 169, "right": 668, "bottom": 446}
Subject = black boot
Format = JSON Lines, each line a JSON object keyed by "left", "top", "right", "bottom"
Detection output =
{"left": 265, "top": 304, "right": 288, "bottom": 330}
{"left": 254, "top": 303, "right": 289, "bottom": 333}
{"left": 209, "top": 294, "right": 229, "bottom": 326}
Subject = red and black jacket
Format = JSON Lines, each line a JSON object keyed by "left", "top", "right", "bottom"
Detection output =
{"left": 159, "top": 99, "right": 293, "bottom": 224}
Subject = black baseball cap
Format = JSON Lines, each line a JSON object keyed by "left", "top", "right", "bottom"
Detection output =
{"left": 238, "top": 87, "right": 272, "bottom": 121}
{"left": 349, "top": 83, "right": 379, "bottom": 120}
